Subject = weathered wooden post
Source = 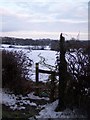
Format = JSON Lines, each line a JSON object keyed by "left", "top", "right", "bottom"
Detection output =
{"left": 50, "top": 71, "right": 56, "bottom": 102}
{"left": 56, "top": 33, "right": 67, "bottom": 111}
{"left": 35, "top": 63, "right": 39, "bottom": 95}
{"left": 36, "top": 63, "right": 39, "bottom": 83}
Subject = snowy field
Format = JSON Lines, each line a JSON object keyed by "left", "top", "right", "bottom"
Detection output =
{"left": 1, "top": 44, "right": 56, "bottom": 82}
{"left": 1, "top": 44, "right": 86, "bottom": 82}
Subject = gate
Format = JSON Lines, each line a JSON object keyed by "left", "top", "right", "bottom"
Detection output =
{"left": 35, "top": 63, "right": 57, "bottom": 102}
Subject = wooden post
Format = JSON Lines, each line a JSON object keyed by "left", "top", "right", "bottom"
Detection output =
{"left": 36, "top": 63, "right": 39, "bottom": 83}
{"left": 50, "top": 72, "right": 55, "bottom": 102}
{"left": 35, "top": 63, "right": 39, "bottom": 95}
{"left": 56, "top": 33, "right": 67, "bottom": 111}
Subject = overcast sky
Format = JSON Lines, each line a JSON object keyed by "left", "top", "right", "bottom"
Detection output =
{"left": 0, "top": 0, "right": 89, "bottom": 40}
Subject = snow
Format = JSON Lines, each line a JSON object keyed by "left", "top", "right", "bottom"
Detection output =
{"left": 1, "top": 89, "right": 87, "bottom": 119}
{"left": 1, "top": 44, "right": 10, "bottom": 48}
{"left": 1, "top": 44, "right": 86, "bottom": 82}
{"left": 44, "top": 46, "right": 51, "bottom": 50}
{"left": 27, "top": 92, "right": 49, "bottom": 101}
{"left": 1, "top": 90, "right": 38, "bottom": 110}
{"left": 1, "top": 45, "right": 56, "bottom": 82}
{"left": 36, "top": 100, "right": 86, "bottom": 119}
{"left": 1, "top": 89, "right": 49, "bottom": 111}
{"left": 1, "top": 44, "right": 50, "bottom": 50}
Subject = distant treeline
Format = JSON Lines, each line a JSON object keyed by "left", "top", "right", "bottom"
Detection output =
{"left": 1, "top": 37, "right": 90, "bottom": 51}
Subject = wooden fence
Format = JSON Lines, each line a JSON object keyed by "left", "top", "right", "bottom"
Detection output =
{"left": 35, "top": 63, "right": 58, "bottom": 102}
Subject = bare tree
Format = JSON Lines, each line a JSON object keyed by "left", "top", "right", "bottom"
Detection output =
{"left": 66, "top": 47, "right": 90, "bottom": 109}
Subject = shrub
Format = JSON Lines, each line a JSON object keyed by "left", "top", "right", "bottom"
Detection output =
{"left": 2, "top": 50, "right": 33, "bottom": 94}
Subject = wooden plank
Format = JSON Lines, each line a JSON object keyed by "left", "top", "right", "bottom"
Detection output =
{"left": 39, "top": 69, "right": 59, "bottom": 75}
{"left": 39, "top": 69, "right": 55, "bottom": 74}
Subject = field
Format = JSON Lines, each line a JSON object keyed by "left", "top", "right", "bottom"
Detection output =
{"left": 1, "top": 44, "right": 57, "bottom": 82}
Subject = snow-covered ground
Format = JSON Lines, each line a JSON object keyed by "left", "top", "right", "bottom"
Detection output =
{"left": 35, "top": 100, "right": 86, "bottom": 119}
{"left": 0, "top": 89, "right": 87, "bottom": 119}
{"left": 0, "top": 89, "right": 49, "bottom": 111}
{"left": 0, "top": 44, "right": 50, "bottom": 50}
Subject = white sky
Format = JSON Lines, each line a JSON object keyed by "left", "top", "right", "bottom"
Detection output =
{"left": 0, "top": 0, "right": 89, "bottom": 40}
